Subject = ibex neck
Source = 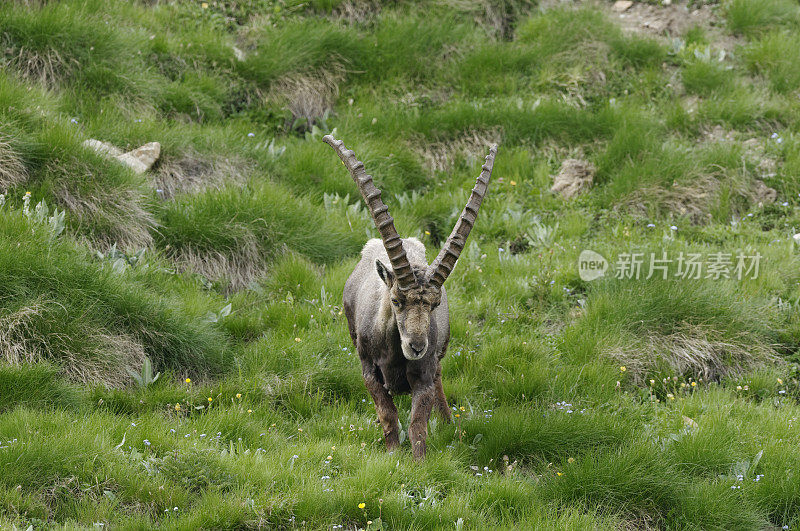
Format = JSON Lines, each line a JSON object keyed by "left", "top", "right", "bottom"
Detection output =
{"left": 376, "top": 289, "right": 398, "bottom": 339}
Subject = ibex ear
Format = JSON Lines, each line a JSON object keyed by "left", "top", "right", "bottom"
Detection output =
{"left": 375, "top": 260, "right": 394, "bottom": 288}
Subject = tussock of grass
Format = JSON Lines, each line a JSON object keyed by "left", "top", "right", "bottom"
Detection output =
{"left": 0, "top": 298, "right": 148, "bottom": 387}
{"left": 744, "top": 31, "right": 800, "bottom": 94}
{"left": 0, "top": 363, "right": 83, "bottom": 413}
{"left": 566, "top": 277, "right": 782, "bottom": 383}
{"left": 238, "top": 19, "right": 364, "bottom": 88}
{"left": 725, "top": 0, "right": 799, "bottom": 36}
{"left": 155, "top": 182, "right": 364, "bottom": 290}
{"left": 0, "top": 211, "right": 228, "bottom": 386}
{"left": 270, "top": 67, "right": 342, "bottom": 132}
{"left": 0, "top": 2, "right": 139, "bottom": 89}
{"left": 410, "top": 128, "right": 502, "bottom": 175}
{"left": 603, "top": 139, "right": 770, "bottom": 223}
{"left": 153, "top": 150, "right": 248, "bottom": 199}
{"left": 0, "top": 133, "right": 27, "bottom": 190}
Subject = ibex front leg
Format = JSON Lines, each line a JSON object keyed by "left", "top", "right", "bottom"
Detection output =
{"left": 361, "top": 361, "right": 400, "bottom": 451}
{"left": 409, "top": 383, "right": 436, "bottom": 460}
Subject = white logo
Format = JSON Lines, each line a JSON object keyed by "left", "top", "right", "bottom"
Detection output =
{"left": 578, "top": 250, "right": 608, "bottom": 281}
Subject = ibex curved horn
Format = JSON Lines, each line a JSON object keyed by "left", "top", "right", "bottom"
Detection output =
{"left": 426, "top": 144, "right": 497, "bottom": 287}
{"left": 323, "top": 135, "right": 416, "bottom": 290}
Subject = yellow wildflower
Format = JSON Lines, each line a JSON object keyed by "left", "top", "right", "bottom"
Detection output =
{"left": 691, "top": 382, "right": 697, "bottom": 387}
{"left": 459, "top": 406, "right": 465, "bottom": 411}
{"left": 620, "top": 366, "right": 626, "bottom": 372}
{"left": 208, "top": 397, "right": 213, "bottom": 402}
{"left": 175, "top": 403, "right": 181, "bottom": 411}
{"left": 201, "top": 2, "right": 208, "bottom": 8}
{"left": 510, "top": 180, "right": 517, "bottom": 186}
{"left": 247, "top": 409, "right": 252, "bottom": 413}
{"left": 236, "top": 393, "right": 242, "bottom": 399}
{"left": 567, "top": 457, "right": 574, "bottom": 464}
{"left": 185, "top": 378, "right": 191, "bottom": 383}
{"left": 358, "top": 503, "right": 366, "bottom": 509}
{"left": 327, "top": 455, "right": 333, "bottom": 460}
{"left": 778, "top": 378, "right": 783, "bottom": 384}
{"left": 556, "top": 472, "right": 563, "bottom": 476}
{"left": 666, "top": 393, "right": 675, "bottom": 400}
{"left": 295, "top": 337, "right": 302, "bottom": 342}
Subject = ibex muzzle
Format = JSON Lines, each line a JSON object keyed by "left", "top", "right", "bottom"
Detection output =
{"left": 324, "top": 134, "right": 497, "bottom": 459}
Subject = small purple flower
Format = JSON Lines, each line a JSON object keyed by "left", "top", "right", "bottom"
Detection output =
{"left": 70, "top": 118, "right": 78, "bottom": 124}
{"left": 247, "top": 133, "right": 255, "bottom": 138}
{"left": 647, "top": 223, "right": 655, "bottom": 228}
{"left": 144, "top": 439, "right": 151, "bottom": 446}
{"left": 670, "top": 225, "right": 677, "bottom": 231}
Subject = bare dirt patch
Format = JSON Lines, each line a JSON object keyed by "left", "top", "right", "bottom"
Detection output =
{"left": 612, "top": 1, "right": 715, "bottom": 38}
{"left": 602, "top": 0, "right": 743, "bottom": 52}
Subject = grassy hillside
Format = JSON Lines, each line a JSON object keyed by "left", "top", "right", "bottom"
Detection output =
{"left": 2, "top": 0, "right": 800, "bottom": 528}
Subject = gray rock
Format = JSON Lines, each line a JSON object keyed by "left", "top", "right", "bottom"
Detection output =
{"left": 83, "top": 139, "right": 161, "bottom": 174}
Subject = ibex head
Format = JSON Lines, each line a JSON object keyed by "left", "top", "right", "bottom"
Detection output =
{"left": 323, "top": 135, "right": 497, "bottom": 360}
{"left": 375, "top": 261, "right": 442, "bottom": 360}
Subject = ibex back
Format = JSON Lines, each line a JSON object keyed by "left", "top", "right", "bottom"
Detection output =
{"left": 324, "top": 135, "right": 497, "bottom": 459}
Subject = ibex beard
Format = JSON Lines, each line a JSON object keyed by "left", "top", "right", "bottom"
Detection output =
{"left": 324, "top": 135, "right": 497, "bottom": 460}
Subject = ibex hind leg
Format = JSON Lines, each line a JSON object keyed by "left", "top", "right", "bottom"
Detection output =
{"left": 434, "top": 374, "right": 452, "bottom": 423}
{"left": 434, "top": 344, "right": 452, "bottom": 423}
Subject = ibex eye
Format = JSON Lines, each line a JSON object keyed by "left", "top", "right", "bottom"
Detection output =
{"left": 391, "top": 299, "right": 400, "bottom": 306}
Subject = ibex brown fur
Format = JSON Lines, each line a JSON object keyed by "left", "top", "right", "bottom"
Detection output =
{"left": 324, "top": 135, "right": 497, "bottom": 459}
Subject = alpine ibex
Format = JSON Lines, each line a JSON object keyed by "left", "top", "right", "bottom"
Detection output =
{"left": 323, "top": 135, "right": 497, "bottom": 459}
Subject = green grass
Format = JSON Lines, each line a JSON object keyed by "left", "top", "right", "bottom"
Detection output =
{"left": 1, "top": 0, "right": 800, "bottom": 528}
{"left": 724, "top": 0, "right": 799, "bottom": 36}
